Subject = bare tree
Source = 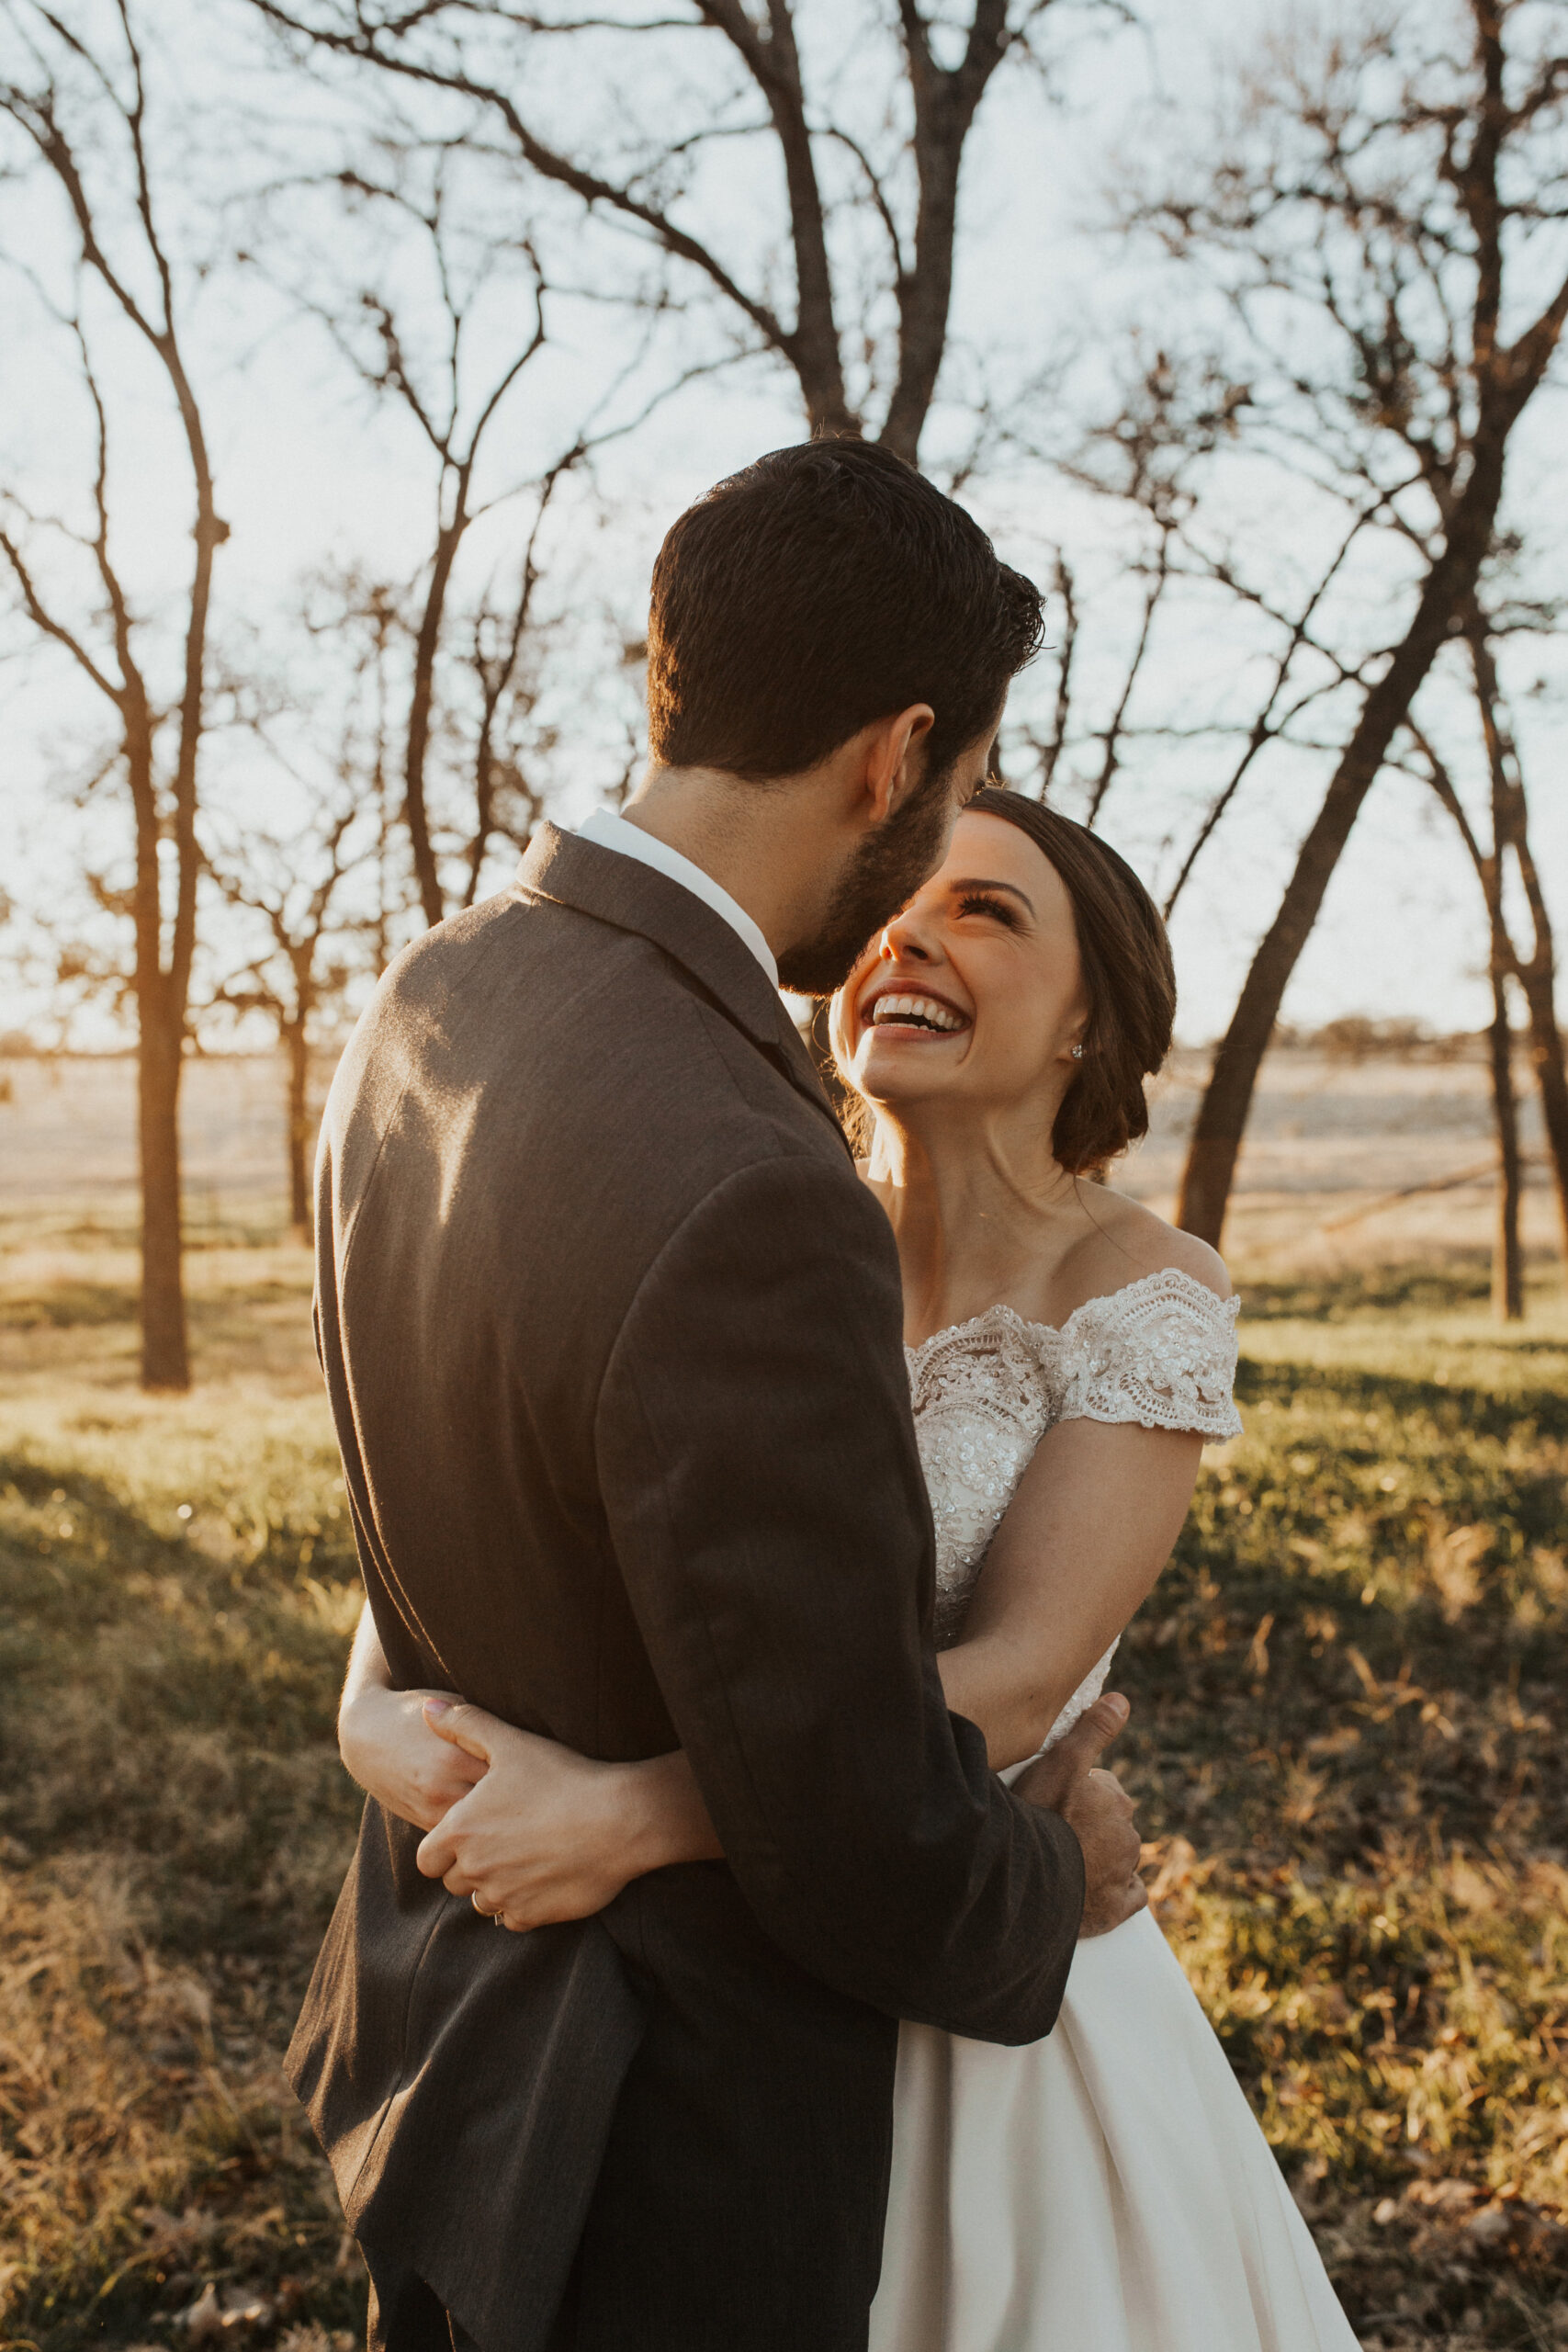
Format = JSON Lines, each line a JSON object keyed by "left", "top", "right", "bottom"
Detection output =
{"left": 1019, "top": 552, "right": 1078, "bottom": 798}
{"left": 1410, "top": 613, "right": 1568, "bottom": 1290}
{"left": 996, "top": 345, "right": 1368, "bottom": 854}
{"left": 1408, "top": 717, "right": 1525, "bottom": 1314}
{"left": 247, "top": 0, "right": 1086, "bottom": 464}
{"left": 252, "top": 156, "right": 552, "bottom": 922}
{"left": 1055, "top": 352, "right": 1562, "bottom": 1301}
{"left": 1003, "top": 530, "right": 1181, "bottom": 824}
{"left": 256, "top": 145, "right": 705, "bottom": 922}
{"left": 1409, "top": 721, "right": 1523, "bottom": 1313}
{"left": 1154, "top": 493, "right": 1398, "bottom": 923}
{"left": 1466, "top": 615, "right": 1568, "bottom": 1265}
{"left": 296, "top": 572, "right": 413, "bottom": 977}
{"left": 204, "top": 800, "right": 367, "bottom": 1241}
{"left": 1484, "top": 975, "right": 1526, "bottom": 1319}
{"left": 456, "top": 500, "right": 556, "bottom": 908}
{"left": 0, "top": 0, "right": 229, "bottom": 1389}
{"left": 1111, "top": 1, "right": 1568, "bottom": 1248}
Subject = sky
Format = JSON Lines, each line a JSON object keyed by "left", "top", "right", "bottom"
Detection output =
{"left": 1, "top": 0, "right": 1564, "bottom": 1049}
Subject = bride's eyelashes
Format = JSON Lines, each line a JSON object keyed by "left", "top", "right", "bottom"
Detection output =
{"left": 953, "top": 889, "right": 1023, "bottom": 930}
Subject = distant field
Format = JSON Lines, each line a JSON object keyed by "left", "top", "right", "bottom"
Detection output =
{"left": 0, "top": 1044, "right": 1556, "bottom": 1280}
{"left": 2, "top": 1052, "right": 1565, "bottom": 2352}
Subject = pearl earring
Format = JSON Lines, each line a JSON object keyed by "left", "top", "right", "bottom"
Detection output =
{"left": 1071, "top": 1044, "right": 1084, "bottom": 1060}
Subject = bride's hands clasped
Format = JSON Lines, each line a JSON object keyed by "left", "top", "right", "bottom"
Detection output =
{"left": 334, "top": 1600, "right": 718, "bottom": 1924}
{"left": 413, "top": 1701, "right": 722, "bottom": 1929}
{"left": 361, "top": 1671, "right": 1146, "bottom": 1943}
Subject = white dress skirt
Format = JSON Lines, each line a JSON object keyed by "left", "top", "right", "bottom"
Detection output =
{"left": 870, "top": 1278, "right": 1360, "bottom": 2352}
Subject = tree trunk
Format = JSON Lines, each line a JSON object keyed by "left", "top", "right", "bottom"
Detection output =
{"left": 1468, "top": 623, "right": 1568, "bottom": 1265}
{"left": 883, "top": 0, "right": 1014, "bottom": 463}
{"left": 286, "top": 1017, "right": 312, "bottom": 1244}
{"left": 3, "top": 23, "right": 222, "bottom": 1395}
{"left": 728, "top": 1, "right": 856, "bottom": 439}
{"left": 1177, "top": 652, "right": 1457, "bottom": 1244}
{"left": 152, "top": 329, "right": 222, "bottom": 1390}
{"left": 406, "top": 522, "right": 464, "bottom": 928}
{"left": 1177, "top": 441, "right": 1510, "bottom": 1247}
{"left": 123, "top": 683, "right": 191, "bottom": 1390}
{"left": 882, "top": 113, "right": 961, "bottom": 463}
{"left": 139, "top": 993, "right": 189, "bottom": 1388}
{"left": 1487, "top": 978, "right": 1523, "bottom": 1319}
{"left": 1516, "top": 965, "right": 1568, "bottom": 1265}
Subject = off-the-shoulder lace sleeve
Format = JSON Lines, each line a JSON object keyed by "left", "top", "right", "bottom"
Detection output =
{"left": 1053, "top": 1267, "right": 1242, "bottom": 1440}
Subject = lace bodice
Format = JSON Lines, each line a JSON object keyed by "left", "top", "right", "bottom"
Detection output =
{"left": 906, "top": 1268, "right": 1243, "bottom": 1752}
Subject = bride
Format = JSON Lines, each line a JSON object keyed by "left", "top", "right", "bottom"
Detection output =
{"left": 337, "top": 788, "right": 1359, "bottom": 2352}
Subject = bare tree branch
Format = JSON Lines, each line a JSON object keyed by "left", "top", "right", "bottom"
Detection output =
{"left": 0, "top": 0, "right": 230, "bottom": 1385}
{"left": 247, "top": 0, "right": 1079, "bottom": 457}
{"left": 1083, "top": 518, "right": 1169, "bottom": 827}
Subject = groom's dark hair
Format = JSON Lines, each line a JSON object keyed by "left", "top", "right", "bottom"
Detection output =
{"left": 647, "top": 438, "right": 1043, "bottom": 782}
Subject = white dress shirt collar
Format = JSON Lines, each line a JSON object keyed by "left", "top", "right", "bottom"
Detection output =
{"left": 576, "top": 805, "right": 779, "bottom": 987}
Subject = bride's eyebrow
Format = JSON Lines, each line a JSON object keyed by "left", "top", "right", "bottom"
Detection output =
{"left": 947, "top": 876, "right": 1037, "bottom": 916}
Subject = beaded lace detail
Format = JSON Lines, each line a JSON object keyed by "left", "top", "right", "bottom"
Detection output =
{"left": 906, "top": 1268, "right": 1242, "bottom": 1748}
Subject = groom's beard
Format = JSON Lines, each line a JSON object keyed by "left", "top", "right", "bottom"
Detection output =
{"left": 777, "top": 763, "right": 960, "bottom": 998}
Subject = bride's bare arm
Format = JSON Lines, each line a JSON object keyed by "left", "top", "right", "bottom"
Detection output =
{"left": 937, "top": 1417, "right": 1203, "bottom": 1770}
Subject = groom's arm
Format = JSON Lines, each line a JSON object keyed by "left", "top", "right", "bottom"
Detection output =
{"left": 594, "top": 1151, "right": 1086, "bottom": 2045}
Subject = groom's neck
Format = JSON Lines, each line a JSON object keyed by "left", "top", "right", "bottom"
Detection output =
{"left": 621, "top": 761, "right": 841, "bottom": 967}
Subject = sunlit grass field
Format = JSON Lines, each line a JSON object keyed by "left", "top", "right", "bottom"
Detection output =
{"left": 2, "top": 1223, "right": 1565, "bottom": 2351}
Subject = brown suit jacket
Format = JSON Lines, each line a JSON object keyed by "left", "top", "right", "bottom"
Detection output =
{"left": 288, "top": 823, "right": 1085, "bottom": 2352}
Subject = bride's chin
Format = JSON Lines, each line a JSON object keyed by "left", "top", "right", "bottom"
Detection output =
{"left": 852, "top": 1054, "right": 955, "bottom": 1106}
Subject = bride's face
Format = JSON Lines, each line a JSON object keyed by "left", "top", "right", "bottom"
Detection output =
{"left": 831, "top": 810, "right": 1089, "bottom": 1125}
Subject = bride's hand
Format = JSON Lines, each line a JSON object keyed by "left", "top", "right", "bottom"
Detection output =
{"left": 414, "top": 1702, "right": 715, "bottom": 1929}
{"left": 337, "top": 1679, "right": 488, "bottom": 1831}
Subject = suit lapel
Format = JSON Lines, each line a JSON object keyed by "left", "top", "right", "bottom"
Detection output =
{"left": 515, "top": 824, "right": 851, "bottom": 1155}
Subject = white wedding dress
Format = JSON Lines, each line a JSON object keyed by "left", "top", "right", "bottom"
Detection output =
{"left": 870, "top": 1271, "right": 1360, "bottom": 2352}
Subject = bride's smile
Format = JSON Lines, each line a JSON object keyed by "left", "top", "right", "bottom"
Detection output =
{"left": 860, "top": 986, "right": 970, "bottom": 1035}
{"left": 837, "top": 807, "right": 1089, "bottom": 1124}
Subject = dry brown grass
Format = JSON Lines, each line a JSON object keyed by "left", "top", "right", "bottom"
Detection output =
{"left": 1, "top": 1238, "right": 367, "bottom": 2349}
{"left": 1111, "top": 1273, "right": 1568, "bottom": 2346}
{"left": 2, "top": 1181, "right": 1566, "bottom": 2348}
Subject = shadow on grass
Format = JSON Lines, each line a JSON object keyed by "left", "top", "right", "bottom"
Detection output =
{"left": 1235, "top": 1349, "right": 1568, "bottom": 1447}
{"left": 1, "top": 1453, "right": 368, "bottom": 2351}
{"left": 1114, "top": 1343, "right": 1568, "bottom": 2343}
{"left": 1128, "top": 1354, "right": 1567, "bottom": 1849}
{"left": 3, "top": 1273, "right": 314, "bottom": 1335}
{"left": 2, "top": 1454, "right": 361, "bottom": 1950}
{"left": 2, "top": 1282, "right": 141, "bottom": 1329}
{"left": 1237, "top": 1256, "right": 1566, "bottom": 1324}
{"left": 4, "top": 1320, "right": 1566, "bottom": 2351}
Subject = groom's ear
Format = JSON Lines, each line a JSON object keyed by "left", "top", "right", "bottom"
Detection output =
{"left": 862, "top": 704, "right": 936, "bottom": 823}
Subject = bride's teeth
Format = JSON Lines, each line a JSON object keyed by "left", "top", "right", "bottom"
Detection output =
{"left": 871, "top": 994, "right": 964, "bottom": 1032}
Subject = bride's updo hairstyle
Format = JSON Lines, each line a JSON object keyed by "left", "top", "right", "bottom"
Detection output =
{"left": 962, "top": 789, "right": 1175, "bottom": 1176}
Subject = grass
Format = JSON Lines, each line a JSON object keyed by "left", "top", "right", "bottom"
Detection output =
{"left": 2, "top": 1236, "right": 1565, "bottom": 2351}
{"left": 1, "top": 1238, "right": 364, "bottom": 2352}
{"left": 1119, "top": 1279, "right": 1568, "bottom": 2347}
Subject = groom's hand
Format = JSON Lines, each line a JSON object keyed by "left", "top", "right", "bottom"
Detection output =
{"left": 1012, "top": 1693, "right": 1147, "bottom": 1939}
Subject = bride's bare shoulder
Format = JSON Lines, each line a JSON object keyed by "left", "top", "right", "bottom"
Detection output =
{"left": 1060, "top": 1182, "right": 1232, "bottom": 1308}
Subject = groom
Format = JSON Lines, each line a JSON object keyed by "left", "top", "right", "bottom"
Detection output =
{"left": 289, "top": 439, "right": 1145, "bottom": 2352}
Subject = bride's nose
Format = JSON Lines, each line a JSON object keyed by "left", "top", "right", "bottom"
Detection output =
{"left": 879, "top": 904, "right": 940, "bottom": 964}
